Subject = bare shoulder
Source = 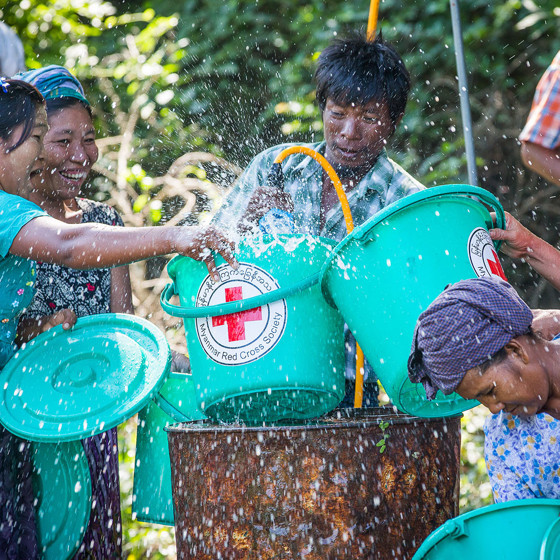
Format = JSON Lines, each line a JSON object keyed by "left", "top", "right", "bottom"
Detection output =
{"left": 532, "top": 308, "right": 560, "bottom": 340}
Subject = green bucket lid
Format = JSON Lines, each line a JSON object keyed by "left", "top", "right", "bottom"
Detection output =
{"left": 31, "top": 440, "right": 92, "bottom": 560}
{"left": 0, "top": 313, "right": 171, "bottom": 442}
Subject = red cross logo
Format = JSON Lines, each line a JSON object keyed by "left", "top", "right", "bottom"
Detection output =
{"left": 212, "top": 286, "right": 263, "bottom": 342}
{"left": 487, "top": 249, "right": 507, "bottom": 281}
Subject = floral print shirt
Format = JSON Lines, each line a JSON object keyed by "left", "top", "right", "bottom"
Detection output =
{"left": 484, "top": 411, "right": 560, "bottom": 502}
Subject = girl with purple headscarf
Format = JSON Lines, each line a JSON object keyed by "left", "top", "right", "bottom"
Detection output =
{"left": 408, "top": 276, "right": 560, "bottom": 502}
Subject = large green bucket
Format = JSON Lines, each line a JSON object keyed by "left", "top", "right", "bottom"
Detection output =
{"left": 320, "top": 185, "right": 506, "bottom": 418}
{"left": 133, "top": 372, "right": 205, "bottom": 525}
{"left": 160, "top": 234, "right": 345, "bottom": 424}
{"left": 412, "top": 499, "right": 560, "bottom": 559}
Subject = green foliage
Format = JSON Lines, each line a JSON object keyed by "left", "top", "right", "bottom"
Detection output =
{"left": 7, "top": 0, "right": 560, "bottom": 226}
{"left": 5, "top": 1, "right": 224, "bottom": 225}
{"left": 375, "top": 419, "right": 390, "bottom": 453}
{"left": 136, "top": 0, "right": 560, "bottom": 188}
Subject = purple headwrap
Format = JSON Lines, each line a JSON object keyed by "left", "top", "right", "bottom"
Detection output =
{"left": 407, "top": 277, "right": 533, "bottom": 400}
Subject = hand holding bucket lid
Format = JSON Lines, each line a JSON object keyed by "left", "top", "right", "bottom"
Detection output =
{"left": 0, "top": 313, "right": 171, "bottom": 442}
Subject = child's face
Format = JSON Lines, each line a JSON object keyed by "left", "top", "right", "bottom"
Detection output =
{"left": 456, "top": 339, "right": 549, "bottom": 416}
{"left": 323, "top": 98, "right": 394, "bottom": 170}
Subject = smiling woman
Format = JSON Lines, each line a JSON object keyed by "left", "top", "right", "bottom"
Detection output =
{"left": 35, "top": 103, "right": 98, "bottom": 203}
{"left": 18, "top": 66, "right": 134, "bottom": 324}
{"left": 17, "top": 65, "right": 130, "bottom": 559}
{"left": 0, "top": 77, "right": 236, "bottom": 559}
{"left": 408, "top": 276, "right": 560, "bottom": 502}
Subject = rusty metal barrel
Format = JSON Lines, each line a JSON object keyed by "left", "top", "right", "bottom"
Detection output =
{"left": 166, "top": 407, "right": 460, "bottom": 560}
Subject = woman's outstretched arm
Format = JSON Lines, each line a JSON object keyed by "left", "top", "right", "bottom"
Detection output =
{"left": 10, "top": 216, "right": 236, "bottom": 279}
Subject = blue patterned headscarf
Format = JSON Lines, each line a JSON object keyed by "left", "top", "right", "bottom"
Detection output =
{"left": 17, "top": 65, "right": 89, "bottom": 106}
{"left": 408, "top": 277, "right": 533, "bottom": 400}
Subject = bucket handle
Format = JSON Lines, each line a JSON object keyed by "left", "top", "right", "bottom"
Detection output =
{"left": 153, "top": 391, "right": 200, "bottom": 423}
{"left": 354, "top": 185, "right": 506, "bottom": 247}
{"left": 160, "top": 271, "right": 320, "bottom": 319}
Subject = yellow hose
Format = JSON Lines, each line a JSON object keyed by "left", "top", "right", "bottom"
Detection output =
{"left": 367, "top": 0, "right": 381, "bottom": 41}
{"left": 272, "top": 146, "right": 364, "bottom": 408}
{"left": 273, "top": 146, "right": 354, "bottom": 231}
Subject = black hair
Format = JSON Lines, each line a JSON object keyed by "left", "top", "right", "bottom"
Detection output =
{"left": 46, "top": 96, "right": 93, "bottom": 119}
{"left": 314, "top": 33, "right": 410, "bottom": 127}
{"left": 0, "top": 78, "right": 45, "bottom": 152}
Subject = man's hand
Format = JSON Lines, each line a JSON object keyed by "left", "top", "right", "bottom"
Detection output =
{"left": 489, "top": 211, "right": 538, "bottom": 260}
{"left": 238, "top": 186, "right": 294, "bottom": 235}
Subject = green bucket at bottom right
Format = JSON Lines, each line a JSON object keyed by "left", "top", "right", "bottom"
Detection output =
{"left": 412, "top": 499, "right": 560, "bottom": 559}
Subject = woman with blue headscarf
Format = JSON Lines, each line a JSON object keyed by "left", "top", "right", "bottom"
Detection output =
{"left": 17, "top": 64, "right": 128, "bottom": 558}
{"left": 408, "top": 276, "right": 560, "bottom": 503}
{"left": 0, "top": 77, "right": 236, "bottom": 559}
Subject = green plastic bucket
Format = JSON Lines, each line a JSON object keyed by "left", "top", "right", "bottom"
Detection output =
{"left": 320, "top": 185, "right": 506, "bottom": 418}
{"left": 0, "top": 314, "right": 172, "bottom": 555}
{"left": 160, "top": 234, "right": 345, "bottom": 424}
{"left": 133, "top": 372, "right": 205, "bottom": 525}
{"left": 31, "top": 441, "right": 92, "bottom": 560}
{"left": 541, "top": 517, "right": 560, "bottom": 560}
{"left": 412, "top": 499, "right": 560, "bottom": 559}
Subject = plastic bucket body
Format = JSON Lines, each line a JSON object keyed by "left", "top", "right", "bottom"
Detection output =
{"left": 161, "top": 234, "right": 345, "bottom": 424}
{"left": 133, "top": 372, "right": 205, "bottom": 525}
{"left": 541, "top": 517, "right": 560, "bottom": 560}
{"left": 166, "top": 408, "right": 461, "bottom": 560}
{"left": 31, "top": 440, "right": 92, "bottom": 560}
{"left": 320, "top": 185, "right": 506, "bottom": 418}
{"left": 413, "top": 499, "right": 560, "bottom": 559}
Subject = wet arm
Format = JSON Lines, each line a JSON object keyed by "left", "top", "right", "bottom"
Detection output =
{"left": 9, "top": 216, "right": 237, "bottom": 278}
{"left": 10, "top": 216, "right": 176, "bottom": 269}
{"left": 110, "top": 265, "right": 134, "bottom": 314}
{"left": 520, "top": 142, "right": 560, "bottom": 187}
{"left": 490, "top": 212, "right": 560, "bottom": 291}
